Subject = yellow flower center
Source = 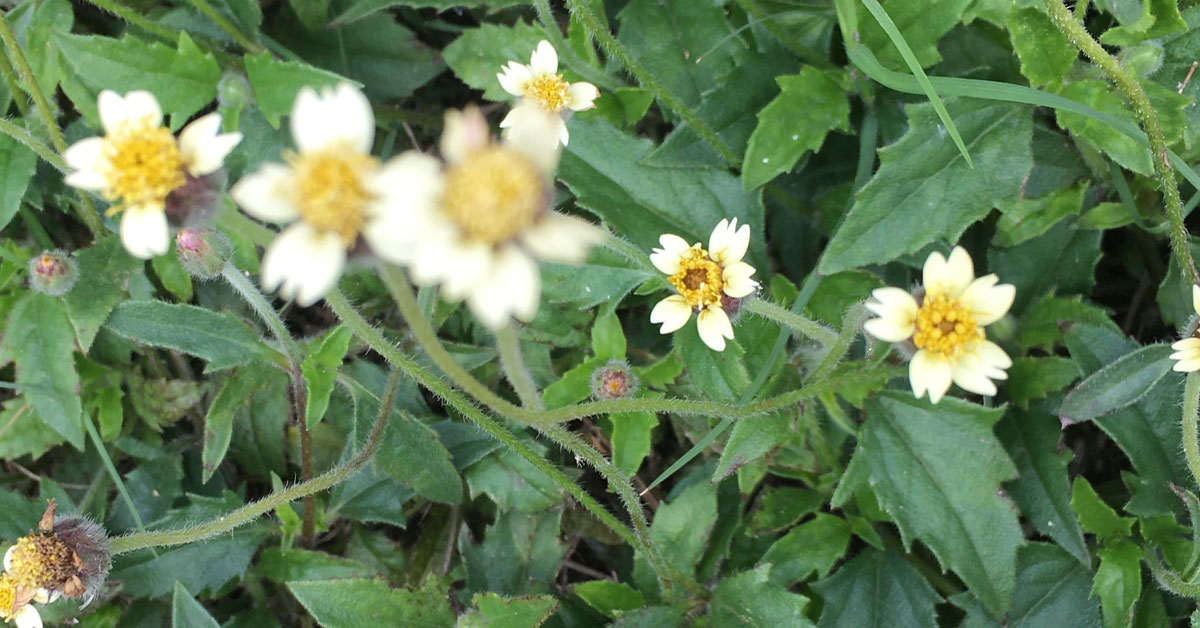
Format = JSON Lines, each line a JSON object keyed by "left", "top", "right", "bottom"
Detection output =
{"left": 7, "top": 534, "right": 73, "bottom": 590}
{"left": 0, "top": 574, "right": 15, "bottom": 620}
{"left": 669, "top": 245, "right": 724, "bottom": 309}
{"left": 101, "top": 122, "right": 185, "bottom": 208}
{"left": 913, "top": 293, "right": 982, "bottom": 359}
{"left": 288, "top": 143, "right": 379, "bottom": 247}
{"left": 526, "top": 74, "right": 570, "bottom": 112}
{"left": 441, "top": 147, "right": 545, "bottom": 245}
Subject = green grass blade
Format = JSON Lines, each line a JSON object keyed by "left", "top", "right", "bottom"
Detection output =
{"left": 854, "top": 0, "right": 974, "bottom": 168}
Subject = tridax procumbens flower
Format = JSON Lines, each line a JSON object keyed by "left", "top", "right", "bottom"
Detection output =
{"left": 864, "top": 246, "right": 1015, "bottom": 404}
{"left": 497, "top": 40, "right": 599, "bottom": 147}
{"left": 384, "top": 106, "right": 603, "bottom": 329}
{"left": 232, "top": 83, "right": 415, "bottom": 306}
{"left": 1171, "top": 285, "right": 1200, "bottom": 372}
{"left": 0, "top": 575, "right": 40, "bottom": 628}
{"left": 63, "top": 90, "right": 241, "bottom": 259}
{"left": 649, "top": 219, "right": 759, "bottom": 352}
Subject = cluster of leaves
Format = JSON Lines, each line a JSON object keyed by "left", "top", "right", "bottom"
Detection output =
{"left": 2, "top": 0, "right": 1200, "bottom": 626}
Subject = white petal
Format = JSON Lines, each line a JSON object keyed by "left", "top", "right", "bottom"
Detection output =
{"left": 529, "top": 40, "right": 558, "bottom": 75}
{"left": 951, "top": 353, "right": 998, "bottom": 397}
{"left": 1175, "top": 357, "right": 1200, "bottom": 372}
{"left": 466, "top": 246, "right": 540, "bottom": 328}
{"left": 924, "top": 246, "right": 974, "bottom": 299}
{"left": 439, "top": 240, "right": 493, "bottom": 302}
{"left": 99, "top": 90, "right": 161, "bottom": 134}
{"left": 231, "top": 163, "right": 300, "bottom": 223}
{"left": 120, "top": 205, "right": 169, "bottom": 259}
{"left": 363, "top": 152, "right": 445, "bottom": 263}
{"left": 567, "top": 82, "right": 600, "bottom": 111}
{"left": 441, "top": 107, "right": 490, "bottom": 165}
{"left": 697, "top": 305, "right": 734, "bottom": 351}
{"left": 521, "top": 213, "right": 603, "bottom": 264}
{"left": 500, "top": 104, "right": 563, "bottom": 171}
{"left": 867, "top": 287, "right": 920, "bottom": 319}
{"left": 4, "top": 546, "right": 13, "bottom": 571}
{"left": 977, "top": 340, "right": 1013, "bottom": 371}
{"left": 959, "top": 274, "right": 1016, "bottom": 326}
{"left": 1192, "top": 284, "right": 1200, "bottom": 316}
{"left": 291, "top": 84, "right": 374, "bottom": 153}
{"left": 721, "top": 261, "right": 758, "bottom": 298}
{"left": 650, "top": 234, "right": 692, "bottom": 275}
{"left": 63, "top": 137, "right": 105, "bottom": 178}
{"left": 650, "top": 295, "right": 692, "bottom": 334}
{"left": 863, "top": 317, "right": 915, "bottom": 344}
{"left": 261, "top": 223, "right": 346, "bottom": 306}
{"left": 497, "top": 62, "right": 533, "bottom": 96}
{"left": 14, "top": 605, "right": 40, "bottom": 628}
{"left": 910, "top": 350, "right": 953, "bottom": 404}
{"left": 178, "top": 113, "right": 242, "bottom": 176}
{"left": 709, "top": 218, "right": 750, "bottom": 265}
{"left": 1173, "top": 338, "right": 1200, "bottom": 352}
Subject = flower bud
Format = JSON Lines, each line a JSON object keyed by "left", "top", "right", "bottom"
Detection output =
{"left": 590, "top": 359, "right": 638, "bottom": 400}
{"left": 217, "top": 72, "right": 253, "bottom": 111}
{"left": 165, "top": 170, "right": 228, "bottom": 226}
{"left": 176, "top": 228, "right": 232, "bottom": 279}
{"left": 27, "top": 250, "right": 77, "bottom": 296}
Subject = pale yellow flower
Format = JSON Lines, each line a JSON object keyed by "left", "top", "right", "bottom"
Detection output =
{"left": 1171, "top": 285, "right": 1200, "bottom": 372}
{"left": 864, "top": 246, "right": 1015, "bottom": 404}
{"left": 497, "top": 40, "right": 599, "bottom": 147}
{"left": 0, "top": 573, "right": 40, "bottom": 628}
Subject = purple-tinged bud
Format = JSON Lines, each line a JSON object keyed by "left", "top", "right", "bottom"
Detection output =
{"left": 176, "top": 228, "right": 232, "bottom": 279}
{"left": 27, "top": 250, "right": 77, "bottom": 296}
{"left": 590, "top": 359, "right": 638, "bottom": 401}
{"left": 164, "top": 170, "right": 227, "bottom": 227}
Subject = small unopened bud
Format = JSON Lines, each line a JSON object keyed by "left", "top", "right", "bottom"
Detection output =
{"left": 176, "top": 228, "right": 232, "bottom": 279}
{"left": 217, "top": 72, "right": 253, "bottom": 110}
{"left": 165, "top": 170, "right": 228, "bottom": 226}
{"left": 590, "top": 359, "right": 638, "bottom": 400}
{"left": 27, "top": 250, "right": 77, "bottom": 296}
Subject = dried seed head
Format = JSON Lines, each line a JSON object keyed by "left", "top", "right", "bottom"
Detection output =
{"left": 5, "top": 501, "right": 111, "bottom": 608}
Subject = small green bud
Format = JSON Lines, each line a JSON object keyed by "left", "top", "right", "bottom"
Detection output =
{"left": 175, "top": 228, "right": 232, "bottom": 279}
{"left": 590, "top": 359, "right": 638, "bottom": 400}
{"left": 217, "top": 72, "right": 253, "bottom": 110}
{"left": 27, "top": 250, "right": 78, "bottom": 296}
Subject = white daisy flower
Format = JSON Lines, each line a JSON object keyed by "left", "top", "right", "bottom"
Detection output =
{"left": 1171, "top": 285, "right": 1200, "bottom": 372}
{"left": 62, "top": 90, "right": 242, "bottom": 259}
{"left": 864, "top": 246, "right": 1016, "bottom": 404}
{"left": 231, "top": 83, "right": 419, "bottom": 307}
{"left": 383, "top": 106, "right": 603, "bottom": 329}
{"left": 0, "top": 573, "right": 40, "bottom": 628}
{"left": 648, "top": 219, "right": 759, "bottom": 352}
{"left": 497, "top": 40, "right": 599, "bottom": 147}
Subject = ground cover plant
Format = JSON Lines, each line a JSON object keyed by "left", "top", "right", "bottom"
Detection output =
{"left": 2, "top": 0, "right": 1200, "bottom": 625}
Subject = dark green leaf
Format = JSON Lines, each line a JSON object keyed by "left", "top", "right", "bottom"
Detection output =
{"left": 303, "top": 325, "right": 352, "bottom": 428}
{"left": 758, "top": 513, "right": 851, "bottom": 585}
{"left": 5, "top": 293, "right": 83, "bottom": 448}
{"left": 707, "top": 565, "right": 814, "bottom": 628}
{"left": 0, "top": 133, "right": 36, "bottom": 232}
{"left": 64, "top": 237, "right": 143, "bottom": 353}
{"left": 1059, "top": 344, "right": 1173, "bottom": 424}
{"left": 813, "top": 550, "right": 941, "bottom": 628}
{"left": 460, "top": 593, "right": 558, "bottom": 628}
{"left": 573, "top": 581, "right": 645, "bottom": 618}
{"left": 288, "top": 576, "right": 454, "bottom": 628}
{"left": 443, "top": 21, "right": 549, "bottom": 102}
{"left": 742, "top": 67, "right": 850, "bottom": 189}
{"left": 242, "top": 52, "right": 348, "bottom": 128}
{"left": 201, "top": 366, "right": 273, "bottom": 482}
{"left": 951, "top": 543, "right": 1101, "bottom": 627}
{"left": 103, "top": 301, "right": 267, "bottom": 371}
{"left": 257, "top": 548, "right": 377, "bottom": 583}
{"left": 171, "top": 582, "right": 220, "bottom": 628}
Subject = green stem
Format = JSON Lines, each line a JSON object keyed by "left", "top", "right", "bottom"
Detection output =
{"left": 809, "top": 304, "right": 869, "bottom": 384}
{"left": 602, "top": 232, "right": 661, "bottom": 275}
{"left": 1184, "top": 372, "right": 1200, "bottom": 490}
{"left": 0, "top": 52, "right": 27, "bottom": 116}
{"left": 1044, "top": 0, "right": 1198, "bottom": 286}
{"left": 220, "top": 261, "right": 301, "bottom": 365}
{"left": 0, "top": 118, "right": 64, "bottom": 172}
{"left": 0, "top": 14, "right": 104, "bottom": 237}
{"left": 744, "top": 298, "right": 839, "bottom": 347}
{"left": 80, "top": 0, "right": 177, "bottom": 42}
{"left": 83, "top": 411, "right": 152, "bottom": 553}
{"left": 495, "top": 326, "right": 544, "bottom": 410}
{"left": 185, "top": 0, "right": 265, "bottom": 53}
{"left": 531, "top": 0, "right": 623, "bottom": 91}
{"left": 110, "top": 364, "right": 396, "bottom": 556}
{"left": 563, "top": 0, "right": 738, "bottom": 164}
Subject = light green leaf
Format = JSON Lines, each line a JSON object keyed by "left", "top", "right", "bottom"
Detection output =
{"left": 994, "top": 184, "right": 1084, "bottom": 247}
{"left": 172, "top": 582, "right": 220, "bottom": 628}
{"left": 741, "top": 67, "right": 850, "bottom": 190}
{"left": 1007, "top": 8, "right": 1076, "bottom": 86}
{"left": 542, "top": 357, "right": 604, "bottom": 410}
{"left": 707, "top": 565, "right": 814, "bottom": 628}
{"left": 201, "top": 366, "right": 273, "bottom": 482}
{"left": 1055, "top": 80, "right": 1152, "bottom": 175}
{"left": 0, "top": 399, "right": 64, "bottom": 460}
{"left": 243, "top": 52, "right": 349, "bottom": 128}
{"left": 819, "top": 99, "right": 1032, "bottom": 274}
{"left": 812, "top": 550, "right": 941, "bottom": 628}
{"left": 1059, "top": 343, "right": 1173, "bottom": 424}
{"left": 1071, "top": 477, "right": 1134, "bottom": 542}
{"left": 457, "top": 593, "right": 558, "bottom": 628}
{"left": 1100, "top": 0, "right": 1187, "bottom": 45}
{"left": 591, "top": 310, "right": 627, "bottom": 360}
{"left": 610, "top": 411, "right": 656, "bottom": 476}
{"left": 288, "top": 576, "right": 454, "bottom": 628}
{"left": 443, "top": 21, "right": 548, "bottom": 102}
{"left": 573, "top": 580, "right": 645, "bottom": 618}
{"left": 1094, "top": 541, "right": 1142, "bottom": 628}
{"left": 303, "top": 325, "right": 353, "bottom": 428}
{"left": 103, "top": 300, "right": 267, "bottom": 371}
{"left": 5, "top": 293, "right": 83, "bottom": 448}
{"left": 0, "top": 133, "right": 36, "bottom": 232}
{"left": 1004, "top": 357, "right": 1081, "bottom": 407}
{"left": 64, "top": 237, "right": 142, "bottom": 353}
{"left": 857, "top": 0, "right": 971, "bottom": 70}
{"left": 151, "top": 247, "right": 193, "bottom": 303}
{"left": 758, "top": 513, "right": 851, "bottom": 585}
{"left": 55, "top": 32, "right": 220, "bottom": 126}
{"left": 858, "top": 393, "right": 1021, "bottom": 616}
{"left": 677, "top": 322, "right": 751, "bottom": 403}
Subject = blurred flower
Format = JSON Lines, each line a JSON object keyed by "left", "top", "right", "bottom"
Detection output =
{"left": 864, "top": 246, "right": 1015, "bottom": 404}
{"left": 383, "top": 106, "right": 602, "bottom": 329}
{"left": 497, "top": 40, "right": 599, "bottom": 147}
{"left": 1171, "top": 285, "right": 1200, "bottom": 372}
{"left": 175, "top": 228, "right": 232, "bottom": 279}
{"left": 27, "top": 251, "right": 77, "bottom": 296}
{"left": 3, "top": 501, "right": 110, "bottom": 610}
{"left": 649, "top": 219, "right": 759, "bottom": 351}
{"left": 0, "top": 574, "right": 40, "bottom": 628}
{"left": 63, "top": 90, "right": 241, "bottom": 259}
{"left": 591, "top": 359, "right": 638, "bottom": 400}
{"left": 231, "top": 84, "right": 416, "bottom": 306}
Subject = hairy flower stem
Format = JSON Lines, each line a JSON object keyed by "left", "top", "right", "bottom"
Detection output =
{"left": 0, "top": 117, "right": 65, "bottom": 172}
{"left": 1184, "top": 372, "right": 1200, "bottom": 490}
{"left": 109, "top": 367, "right": 399, "bottom": 556}
{"left": 744, "top": 298, "right": 839, "bottom": 348}
{"left": 563, "top": 0, "right": 738, "bottom": 164}
{"left": 0, "top": 14, "right": 104, "bottom": 236}
{"left": 324, "top": 289, "right": 683, "bottom": 592}
{"left": 1044, "top": 0, "right": 1198, "bottom": 286}
{"left": 495, "top": 326, "right": 545, "bottom": 410}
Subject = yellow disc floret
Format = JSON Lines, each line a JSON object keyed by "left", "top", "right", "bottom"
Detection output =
{"left": 441, "top": 147, "right": 545, "bottom": 245}
{"left": 6, "top": 534, "right": 73, "bottom": 591}
{"left": 288, "top": 143, "right": 379, "bottom": 247}
{"left": 526, "top": 74, "right": 570, "bottom": 112}
{"left": 669, "top": 245, "right": 724, "bottom": 309}
{"left": 101, "top": 122, "right": 185, "bottom": 208}
{"left": 913, "top": 293, "right": 982, "bottom": 359}
{"left": 0, "top": 573, "right": 15, "bottom": 620}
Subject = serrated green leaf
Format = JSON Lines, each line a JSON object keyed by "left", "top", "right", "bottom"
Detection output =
{"left": 201, "top": 366, "right": 273, "bottom": 482}
{"left": 1094, "top": 541, "right": 1142, "bottom": 628}
{"left": 63, "top": 238, "right": 142, "bottom": 353}
{"left": 457, "top": 593, "right": 558, "bottom": 628}
{"left": 858, "top": 393, "right": 1021, "bottom": 616}
{"left": 857, "top": 0, "right": 971, "bottom": 70}
{"left": 5, "top": 293, "right": 83, "bottom": 449}
{"left": 55, "top": 32, "right": 220, "bottom": 127}
{"left": 758, "top": 513, "right": 851, "bottom": 585}
{"left": 573, "top": 581, "right": 644, "bottom": 618}
{"left": 1071, "top": 477, "right": 1134, "bottom": 542}
{"left": 1005, "top": 357, "right": 1081, "bottom": 407}
{"left": 713, "top": 410, "right": 789, "bottom": 481}
{"left": 114, "top": 526, "right": 266, "bottom": 597}
{"left": 541, "top": 357, "right": 603, "bottom": 410}
{"left": 677, "top": 322, "right": 750, "bottom": 403}
{"left": 151, "top": 247, "right": 193, "bottom": 303}
{"left": 990, "top": 221, "right": 1102, "bottom": 313}
{"left": 303, "top": 325, "right": 352, "bottom": 428}
{"left": 1100, "top": 0, "right": 1187, "bottom": 45}
{"left": 0, "top": 399, "right": 64, "bottom": 460}
{"left": 950, "top": 543, "right": 1101, "bottom": 627}
{"left": 994, "top": 184, "right": 1084, "bottom": 247}
{"left": 542, "top": 252, "right": 653, "bottom": 310}
{"left": 443, "top": 21, "right": 549, "bottom": 102}
{"left": 707, "top": 565, "right": 814, "bottom": 628}
{"left": 466, "top": 448, "right": 561, "bottom": 513}
{"left": 741, "top": 67, "right": 849, "bottom": 189}
{"left": 1059, "top": 343, "right": 1173, "bottom": 424}
{"left": 610, "top": 410, "right": 656, "bottom": 476}
{"left": 819, "top": 99, "right": 1031, "bottom": 273}
{"left": 1055, "top": 80, "right": 1152, "bottom": 175}
{"left": 459, "top": 509, "right": 565, "bottom": 596}
{"left": 812, "top": 550, "right": 941, "bottom": 628}
{"left": 288, "top": 576, "right": 454, "bottom": 628}
{"left": 376, "top": 411, "right": 462, "bottom": 505}
{"left": 0, "top": 133, "right": 36, "bottom": 232}
{"left": 172, "top": 582, "right": 220, "bottom": 628}
{"left": 750, "top": 486, "right": 823, "bottom": 533}
{"left": 103, "top": 301, "right": 267, "bottom": 371}
{"left": 1008, "top": 8, "right": 1076, "bottom": 87}
{"left": 636, "top": 478, "right": 717, "bottom": 587}
{"left": 243, "top": 52, "right": 349, "bottom": 128}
